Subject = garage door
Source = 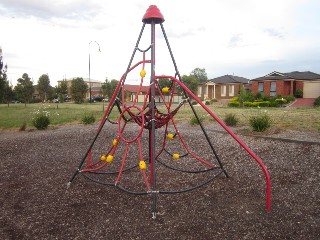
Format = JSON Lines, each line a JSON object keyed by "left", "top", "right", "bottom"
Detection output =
{"left": 304, "top": 81, "right": 320, "bottom": 98}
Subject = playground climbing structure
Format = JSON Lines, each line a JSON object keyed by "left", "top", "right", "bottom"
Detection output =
{"left": 68, "top": 5, "right": 271, "bottom": 218}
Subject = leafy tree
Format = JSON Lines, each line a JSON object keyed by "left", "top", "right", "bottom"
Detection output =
{"left": 101, "top": 79, "right": 108, "bottom": 99}
{"left": 237, "top": 88, "right": 255, "bottom": 107}
{"left": 47, "top": 86, "right": 56, "bottom": 100}
{"left": 71, "top": 77, "right": 88, "bottom": 104}
{"left": 55, "top": 79, "right": 68, "bottom": 102}
{"left": 110, "top": 79, "right": 119, "bottom": 99}
{"left": 180, "top": 75, "right": 199, "bottom": 96}
{"left": 101, "top": 78, "right": 110, "bottom": 100}
{"left": 191, "top": 68, "right": 208, "bottom": 83}
{"left": 59, "top": 80, "right": 68, "bottom": 95}
{"left": 102, "top": 79, "right": 119, "bottom": 100}
{"left": 3, "top": 81, "right": 14, "bottom": 106}
{"left": 157, "top": 78, "right": 172, "bottom": 95}
{"left": 37, "top": 74, "right": 51, "bottom": 101}
{"left": 0, "top": 49, "right": 8, "bottom": 103}
{"left": 0, "top": 77, "right": 4, "bottom": 102}
{"left": 0, "top": 50, "right": 14, "bottom": 106}
{"left": 14, "top": 73, "right": 34, "bottom": 107}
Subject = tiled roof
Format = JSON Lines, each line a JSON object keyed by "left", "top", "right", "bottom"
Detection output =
{"left": 251, "top": 71, "right": 320, "bottom": 81}
{"left": 208, "top": 75, "right": 250, "bottom": 84}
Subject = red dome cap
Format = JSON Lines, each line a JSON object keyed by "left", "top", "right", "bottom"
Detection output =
{"left": 142, "top": 5, "right": 165, "bottom": 24}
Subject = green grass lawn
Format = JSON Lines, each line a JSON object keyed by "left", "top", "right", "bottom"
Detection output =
{"left": 0, "top": 102, "right": 108, "bottom": 130}
{"left": 0, "top": 102, "right": 319, "bottom": 131}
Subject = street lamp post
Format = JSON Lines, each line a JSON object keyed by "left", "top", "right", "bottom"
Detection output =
{"left": 88, "top": 41, "right": 101, "bottom": 103}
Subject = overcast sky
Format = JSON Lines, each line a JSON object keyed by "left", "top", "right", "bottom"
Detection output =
{"left": 1, "top": 0, "right": 320, "bottom": 86}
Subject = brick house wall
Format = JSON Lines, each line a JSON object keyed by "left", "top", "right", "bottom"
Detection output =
{"left": 296, "top": 81, "right": 304, "bottom": 91}
{"left": 204, "top": 82, "right": 247, "bottom": 100}
{"left": 251, "top": 71, "right": 320, "bottom": 97}
{"left": 264, "top": 81, "right": 271, "bottom": 96}
{"left": 212, "top": 84, "right": 242, "bottom": 99}
{"left": 252, "top": 80, "right": 293, "bottom": 96}
{"left": 251, "top": 81, "right": 258, "bottom": 94}
{"left": 234, "top": 84, "right": 241, "bottom": 97}
{"left": 208, "top": 86, "right": 213, "bottom": 99}
{"left": 215, "top": 85, "right": 222, "bottom": 99}
{"left": 284, "top": 81, "right": 291, "bottom": 96}
{"left": 276, "top": 81, "right": 285, "bottom": 96}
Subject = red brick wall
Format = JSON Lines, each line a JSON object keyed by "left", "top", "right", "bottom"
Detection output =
{"left": 276, "top": 81, "right": 285, "bottom": 96}
{"left": 264, "top": 81, "right": 270, "bottom": 96}
{"left": 283, "top": 82, "right": 291, "bottom": 96}
{"left": 251, "top": 80, "right": 305, "bottom": 97}
{"left": 251, "top": 81, "right": 258, "bottom": 94}
{"left": 296, "top": 81, "right": 304, "bottom": 90}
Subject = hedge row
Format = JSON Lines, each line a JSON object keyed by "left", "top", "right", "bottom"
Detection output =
{"left": 228, "top": 98, "right": 289, "bottom": 108}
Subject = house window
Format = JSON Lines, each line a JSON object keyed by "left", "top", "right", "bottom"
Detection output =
{"left": 258, "top": 82, "right": 264, "bottom": 92}
{"left": 221, "top": 85, "right": 226, "bottom": 96}
{"left": 229, "top": 85, "right": 234, "bottom": 96}
{"left": 270, "top": 82, "right": 276, "bottom": 96}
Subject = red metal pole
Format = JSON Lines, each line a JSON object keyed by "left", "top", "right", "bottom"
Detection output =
{"left": 157, "top": 75, "right": 271, "bottom": 211}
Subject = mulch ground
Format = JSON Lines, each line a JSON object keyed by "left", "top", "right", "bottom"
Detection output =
{"left": 1, "top": 122, "right": 319, "bottom": 239}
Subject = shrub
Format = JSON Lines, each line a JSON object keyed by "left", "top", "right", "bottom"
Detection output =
{"left": 205, "top": 100, "right": 210, "bottom": 105}
{"left": 259, "top": 101, "right": 270, "bottom": 107}
{"left": 285, "top": 95, "right": 295, "bottom": 102}
{"left": 223, "top": 113, "right": 238, "bottom": 126}
{"left": 31, "top": 106, "right": 51, "bottom": 130}
{"left": 251, "top": 102, "right": 259, "bottom": 107}
{"left": 275, "top": 98, "right": 287, "bottom": 103}
{"left": 314, "top": 96, "right": 320, "bottom": 107}
{"left": 33, "top": 113, "right": 50, "bottom": 130}
{"left": 251, "top": 101, "right": 270, "bottom": 107}
{"left": 249, "top": 114, "right": 272, "bottom": 132}
{"left": 190, "top": 115, "right": 204, "bottom": 125}
{"left": 255, "top": 92, "right": 264, "bottom": 100}
{"left": 295, "top": 89, "right": 303, "bottom": 98}
{"left": 269, "top": 100, "right": 280, "bottom": 107}
{"left": 82, "top": 114, "right": 96, "bottom": 125}
{"left": 243, "top": 92, "right": 256, "bottom": 102}
{"left": 243, "top": 101, "right": 253, "bottom": 107}
{"left": 210, "top": 98, "right": 218, "bottom": 103}
{"left": 228, "top": 101, "right": 240, "bottom": 107}
{"left": 191, "top": 101, "right": 198, "bottom": 105}
{"left": 275, "top": 98, "right": 287, "bottom": 107}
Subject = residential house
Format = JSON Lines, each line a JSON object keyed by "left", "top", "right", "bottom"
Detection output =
{"left": 250, "top": 71, "right": 320, "bottom": 98}
{"left": 123, "top": 84, "right": 149, "bottom": 102}
{"left": 56, "top": 79, "right": 185, "bottom": 102}
{"left": 198, "top": 75, "right": 250, "bottom": 100}
{"left": 57, "top": 78, "right": 104, "bottom": 99}
{"left": 123, "top": 84, "right": 184, "bottom": 103}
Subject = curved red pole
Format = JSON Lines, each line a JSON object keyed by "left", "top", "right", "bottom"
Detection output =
{"left": 171, "top": 118, "right": 214, "bottom": 167}
{"left": 115, "top": 143, "right": 129, "bottom": 185}
{"left": 97, "top": 60, "right": 151, "bottom": 130}
{"left": 156, "top": 75, "right": 271, "bottom": 211}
